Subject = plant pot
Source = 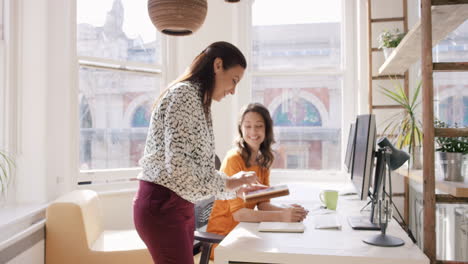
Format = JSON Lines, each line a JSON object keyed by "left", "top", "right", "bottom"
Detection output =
{"left": 411, "top": 146, "right": 422, "bottom": 170}
{"left": 438, "top": 152, "right": 467, "bottom": 182}
{"left": 383, "top": 47, "right": 395, "bottom": 59}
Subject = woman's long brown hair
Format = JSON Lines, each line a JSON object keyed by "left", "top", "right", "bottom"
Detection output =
{"left": 235, "top": 103, "right": 275, "bottom": 168}
{"left": 156, "top": 41, "right": 247, "bottom": 115}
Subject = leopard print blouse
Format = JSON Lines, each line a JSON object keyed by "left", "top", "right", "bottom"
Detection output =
{"left": 138, "top": 81, "right": 235, "bottom": 203}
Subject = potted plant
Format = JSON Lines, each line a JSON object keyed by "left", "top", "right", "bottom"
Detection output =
{"left": 380, "top": 81, "right": 423, "bottom": 169}
{"left": 0, "top": 150, "right": 14, "bottom": 200}
{"left": 378, "top": 29, "right": 406, "bottom": 59}
{"left": 434, "top": 120, "right": 468, "bottom": 182}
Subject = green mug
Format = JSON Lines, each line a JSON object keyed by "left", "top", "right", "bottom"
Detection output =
{"left": 319, "top": 190, "right": 339, "bottom": 210}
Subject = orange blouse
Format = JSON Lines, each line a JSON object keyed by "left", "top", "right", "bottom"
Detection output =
{"left": 206, "top": 149, "right": 270, "bottom": 258}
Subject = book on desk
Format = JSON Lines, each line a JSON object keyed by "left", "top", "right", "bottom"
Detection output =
{"left": 243, "top": 184, "right": 290, "bottom": 203}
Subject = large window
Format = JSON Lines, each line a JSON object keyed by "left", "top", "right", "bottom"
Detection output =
{"left": 251, "top": 0, "right": 344, "bottom": 170}
{"left": 77, "top": 0, "right": 162, "bottom": 172}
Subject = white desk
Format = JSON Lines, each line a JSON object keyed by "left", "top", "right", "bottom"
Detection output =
{"left": 215, "top": 182, "right": 429, "bottom": 264}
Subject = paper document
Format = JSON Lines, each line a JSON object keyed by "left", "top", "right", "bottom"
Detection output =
{"left": 314, "top": 214, "right": 342, "bottom": 230}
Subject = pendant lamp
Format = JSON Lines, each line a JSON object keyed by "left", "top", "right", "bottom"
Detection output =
{"left": 147, "top": 0, "right": 208, "bottom": 36}
{"left": 225, "top": 0, "right": 240, "bottom": 2}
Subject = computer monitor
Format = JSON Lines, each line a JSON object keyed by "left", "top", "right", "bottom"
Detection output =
{"left": 347, "top": 114, "right": 381, "bottom": 230}
{"left": 344, "top": 123, "right": 356, "bottom": 173}
{"left": 368, "top": 148, "right": 385, "bottom": 223}
{"left": 371, "top": 146, "right": 388, "bottom": 199}
{"left": 350, "top": 114, "right": 376, "bottom": 201}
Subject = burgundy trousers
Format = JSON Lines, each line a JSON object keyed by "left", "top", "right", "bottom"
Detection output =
{"left": 133, "top": 180, "right": 195, "bottom": 264}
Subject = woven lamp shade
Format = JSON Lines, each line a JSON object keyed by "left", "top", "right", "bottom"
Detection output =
{"left": 148, "top": 0, "right": 208, "bottom": 36}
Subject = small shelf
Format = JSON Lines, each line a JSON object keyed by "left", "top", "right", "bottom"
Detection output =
{"left": 396, "top": 169, "right": 468, "bottom": 198}
{"left": 379, "top": 5, "right": 468, "bottom": 75}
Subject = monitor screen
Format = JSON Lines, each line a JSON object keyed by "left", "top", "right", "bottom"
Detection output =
{"left": 350, "top": 114, "right": 376, "bottom": 200}
{"left": 344, "top": 123, "right": 356, "bottom": 173}
{"left": 370, "top": 148, "right": 385, "bottom": 200}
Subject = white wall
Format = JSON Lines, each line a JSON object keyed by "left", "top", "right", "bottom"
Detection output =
{"left": 13, "top": 0, "right": 77, "bottom": 205}
{"left": 15, "top": 0, "right": 49, "bottom": 203}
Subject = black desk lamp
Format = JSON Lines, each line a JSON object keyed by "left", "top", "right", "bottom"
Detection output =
{"left": 378, "top": 137, "right": 410, "bottom": 170}
{"left": 363, "top": 137, "right": 410, "bottom": 247}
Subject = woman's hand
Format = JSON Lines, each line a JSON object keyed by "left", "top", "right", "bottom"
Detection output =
{"left": 289, "top": 204, "right": 307, "bottom": 211}
{"left": 226, "top": 171, "right": 259, "bottom": 191}
{"left": 281, "top": 205, "right": 309, "bottom": 222}
{"left": 233, "top": 170, "right": 258, "bottom": 185}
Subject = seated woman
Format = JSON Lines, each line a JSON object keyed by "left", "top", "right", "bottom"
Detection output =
{"left": 206, "top": 103, "right": 309, "bottom": 259}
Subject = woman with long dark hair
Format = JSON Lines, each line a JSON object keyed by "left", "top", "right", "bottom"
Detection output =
{"left": 206, "top": 103, "right": 309, "bottom": 259}
{"left": 133, "top": 42, "right": 266, "bottom": 264}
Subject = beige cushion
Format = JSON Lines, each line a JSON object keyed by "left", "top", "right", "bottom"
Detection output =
{"left": 46, "top": 190, "right": 152, "bottom": 264}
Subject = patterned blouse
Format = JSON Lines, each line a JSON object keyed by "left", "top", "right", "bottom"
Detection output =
{"left": 138, "top": 81, "right": 235, "bottom": 203}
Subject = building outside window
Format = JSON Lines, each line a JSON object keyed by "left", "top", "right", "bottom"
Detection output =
{"left": 433, "top": 21, "right": 468, "bottom": 127}
{"left": 251, "top": 0, "right": 344, "bottom": 170}
{"left": 77, "top": 0, "right": 162, "bottom": 172}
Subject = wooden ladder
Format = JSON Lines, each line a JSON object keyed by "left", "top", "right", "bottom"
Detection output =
{"left": 367, "top": 0, "right": 409, "bottom": 114}
{"left": 366, "top": 0, "right": 411, "bottom": 226}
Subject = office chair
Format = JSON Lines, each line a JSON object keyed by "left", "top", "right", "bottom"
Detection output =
{"left": 193, "top": 155, "right": 225, "bottom": 264}
{"left": 46, "top": 190, "right": 152, "bottom": 264}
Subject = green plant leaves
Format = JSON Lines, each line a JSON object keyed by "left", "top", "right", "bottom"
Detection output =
{"left": 379, "top": 80, "right": 423, "bottom": 153}
{"left": 434, "top": 120, "right": 468, "bottom": 154}
{"left": 378, "top": 29, "right": 406, "bottom": 49}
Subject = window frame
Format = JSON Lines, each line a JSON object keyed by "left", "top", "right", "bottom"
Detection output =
{"left": 75, "top": 1, "right": 167, "bottom": 188}
{"left": 1, "top": 0, "right": 20, "bottom": 204}
{"left": 246, "top": 0, "right": 357, "bottom": 174}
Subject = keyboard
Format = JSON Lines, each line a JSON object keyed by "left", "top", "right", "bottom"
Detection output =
{"left": 314, "top": 214, "right": 342, "bottom": 230}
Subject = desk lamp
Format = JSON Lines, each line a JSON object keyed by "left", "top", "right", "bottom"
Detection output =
{"left": 378, "top": 137, "right": 410, "bottom": 170}
{"left": 363, "top": 137, "right": 409, "bottom": 247}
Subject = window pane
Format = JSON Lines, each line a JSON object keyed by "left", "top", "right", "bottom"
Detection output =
{"left": 77, "top": 0, "right": 161, "bottom": 64}
{"left": 252, "top": 0, "right": 342, "bottom": 72}
{"left": 433, "top": 21, "right": 468, "bottom": 63}
{"left": 79, "top": 66, "right": 160, "bottom": 170}
{"left": 252, "top": 75, "right": 342, "bottom": 170}
{"left": 251, "top": 0, "right": 343, "bottom": 171}
{"left": 432, "top": 21, "right": 468, "bottom": 127}
{"left": 434, "top": 72, "right": 468, "bottom": 127}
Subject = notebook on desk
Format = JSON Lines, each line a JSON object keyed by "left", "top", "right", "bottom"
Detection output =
{"left": 258, "top": 222, "right": 305, "bottom": 233}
